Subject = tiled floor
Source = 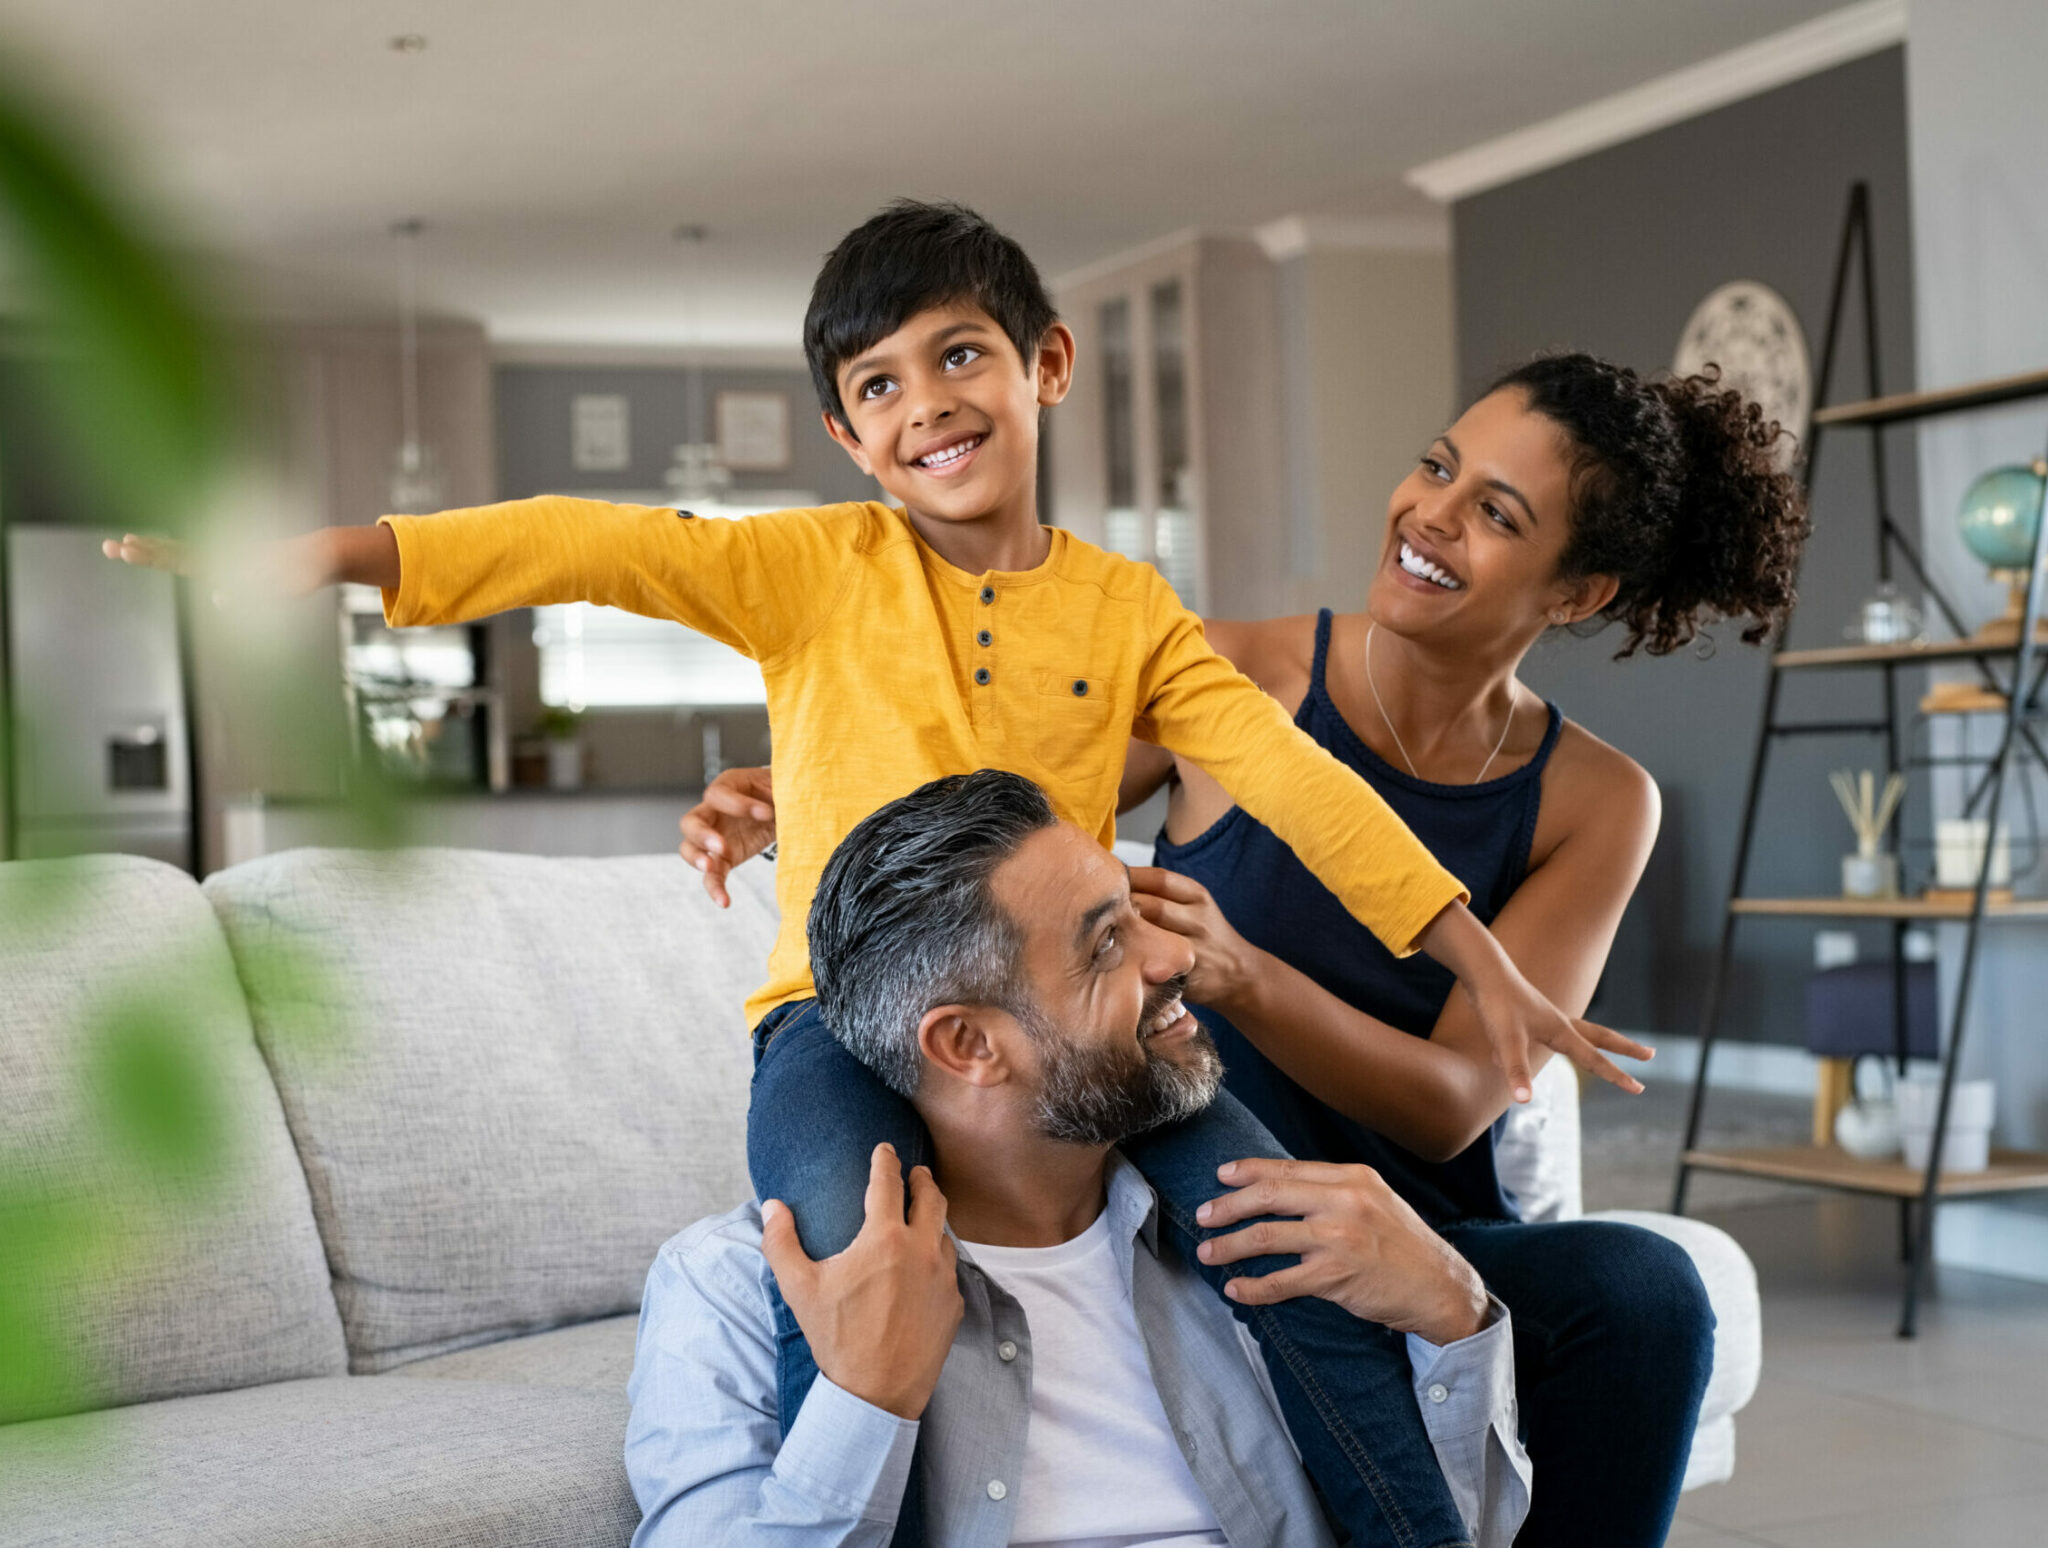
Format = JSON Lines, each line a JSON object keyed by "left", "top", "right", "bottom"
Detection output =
{"left": 1571, "top": 1079, "right": 2048, "bottom": 1545}
{"left": 1661, "top": 1193, "right": 2048, "bottom": 1546}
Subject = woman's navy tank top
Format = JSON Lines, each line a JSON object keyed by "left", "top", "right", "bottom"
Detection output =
{"left": 1153, "top": 609, "right": 1564, "bottom": 1225}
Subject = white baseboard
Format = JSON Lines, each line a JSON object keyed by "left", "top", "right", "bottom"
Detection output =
{"left": 1933, "top": 1202, "right": 2048, "bottom": 1287}
{"left": 1630, "top": 1033, "right": 1828, "bottom": 1098}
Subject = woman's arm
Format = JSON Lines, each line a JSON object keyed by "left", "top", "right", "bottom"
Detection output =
{"left": 1134, "top": 742, "right": 1660, "bottom": 1160}
{"left": 1119, "top": 740, "right": 1177, "bottom": 814}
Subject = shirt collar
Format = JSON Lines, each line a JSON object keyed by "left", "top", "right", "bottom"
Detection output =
{"left": 945, "top": 1150, "right": 1161, "bottom": 1269}
{"left": 1104, "top": 1149, "right": 1163, "bottom": 1258}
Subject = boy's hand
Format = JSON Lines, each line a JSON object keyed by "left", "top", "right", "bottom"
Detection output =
{"left": 1196, "top": 1157, "right": 1489, "bottom": 1346}
{"left": 1417, "top": 900, "right": 1650, "bottom": 1102}
{"left": 102, "top": 532, "right": 198, "bottom": 578}
{"left": 678, "top": 765, "right": 778, "bottom": 908}
{"left": 102, "top": 525, "right": 397, "bottom": 598}
{"left": 1129, "top": 867, "right": 1261, "bottom": 1013}
{"left": 759, "top": 1144, "right": 963, "bottom": 1421}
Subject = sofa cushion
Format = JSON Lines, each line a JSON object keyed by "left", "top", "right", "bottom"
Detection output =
{"left": 0, "top": 1375, "right": 636, "bottom": 1547}
{"left": 202, "top": 849, "right": 772, "bottom": 1371}
{"left": 0, "top": 856, "right": 347, "bottom": 1423}
{"left": 1494, "top": 1052, "right": 1583, "bottom": 1223}
{"left": 393, "top": 1315, "right": 637, "bottom": 1397}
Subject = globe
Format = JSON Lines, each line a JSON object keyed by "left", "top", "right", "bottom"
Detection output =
{"left": 1958, "top": 462, "right": 2047, "bottom": 574}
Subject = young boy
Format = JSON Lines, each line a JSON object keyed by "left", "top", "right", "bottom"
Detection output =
{"left": 110, "top": 200, "right": 1640, "bottom": 1544}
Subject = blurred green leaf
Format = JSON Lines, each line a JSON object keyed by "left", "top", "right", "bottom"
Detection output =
{"left": 0, "top": 1175, "right": 108, "bottom": 1421}
{"left": 0, "top": 65, "right": 230, "bottom": 535}
{"left": 88, "top": 995, "right": 225, "bottom": 1189}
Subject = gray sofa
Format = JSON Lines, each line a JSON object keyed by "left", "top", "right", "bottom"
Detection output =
{"left": 0, "top": 847, "right": 1759, "bottom": 1545}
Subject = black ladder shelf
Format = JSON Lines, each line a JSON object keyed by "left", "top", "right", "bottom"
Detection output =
{"left": 1668, "top": 182, "right": 2048, "bottom": 1337}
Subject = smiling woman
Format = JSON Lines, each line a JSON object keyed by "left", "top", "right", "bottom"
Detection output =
{"left": 1123, "top": 349, "right": 1809, "bottom": 1547}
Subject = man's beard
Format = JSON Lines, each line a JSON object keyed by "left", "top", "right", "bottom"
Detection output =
{"left": 1024, "top": 976, "right": 1224, "bottom": 1146}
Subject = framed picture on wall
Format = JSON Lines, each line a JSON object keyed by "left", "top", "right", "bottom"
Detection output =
{"left": 715, "top": 390, "right": 792, "bottom": 471}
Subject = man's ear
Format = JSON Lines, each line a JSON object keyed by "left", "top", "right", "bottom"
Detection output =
{"left": 917, "top": 1004, "right": 1012, "bottom": 1088}
{"left": 823, "top": 410, "right": 873, "bottom": 476}
{"left": 1035, "top": 322, "right": 1076, "bottom": 409}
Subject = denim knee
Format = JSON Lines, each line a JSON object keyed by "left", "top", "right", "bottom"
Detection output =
{"left": 1591, "top": 1224, "right": 1716, "bottom": 1388}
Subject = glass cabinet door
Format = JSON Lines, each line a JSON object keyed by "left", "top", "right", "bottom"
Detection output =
{"left": 1099, "top": 296, "right": 1144, "bottom": 562}
{"left": 1150, "top": 279, "right": 1201, "bottom": 608}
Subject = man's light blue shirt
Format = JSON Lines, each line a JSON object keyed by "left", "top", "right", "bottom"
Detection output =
{"left": 626, "top": 1156, "right": 1530, "bottom": 1546}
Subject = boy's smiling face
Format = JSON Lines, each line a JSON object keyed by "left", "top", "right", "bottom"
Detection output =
{"left": 824, "top": 300, "right": 1074, "bottom": 533}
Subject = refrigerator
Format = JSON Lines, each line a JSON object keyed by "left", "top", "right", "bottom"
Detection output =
{"left": 2, "top": 523, "right": 196, "bottom": 870}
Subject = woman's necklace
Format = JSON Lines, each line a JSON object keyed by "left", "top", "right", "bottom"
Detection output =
{"left": 1365, "top": 623, "right": 1515, "bottom": 784}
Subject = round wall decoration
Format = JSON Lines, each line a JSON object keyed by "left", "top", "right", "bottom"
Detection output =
{"left": 1673, "top": 280, "right": 1812, "bottom": 460}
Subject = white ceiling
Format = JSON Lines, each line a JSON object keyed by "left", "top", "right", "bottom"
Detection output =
{"left": 5, "top": 0, "right": 1851, "bottom": 347}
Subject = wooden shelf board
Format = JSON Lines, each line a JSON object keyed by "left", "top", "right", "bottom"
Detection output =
{"left": 1684, "top": 1145, "right": 2048, "bottom": 1198}
{"left": 1731, "top": 896, "right": 2048, "bottom": 920}
{"left": 1776, "top": 639, "right": 2022, "bottom": 669}
{"left": 1811, "top": 367, "right": 2048, "bottom": 427}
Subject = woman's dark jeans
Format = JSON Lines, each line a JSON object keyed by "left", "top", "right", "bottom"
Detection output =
{"left": 1437, "top": 1216, "right": 1715, "bottom": 1548}
{"left": 748, "top": 998, "right": 1477, "bottom": 1548}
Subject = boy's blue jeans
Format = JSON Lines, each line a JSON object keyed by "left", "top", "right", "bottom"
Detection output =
{"left": 748, "top": 997, "right": 1476, "bottom": 1548}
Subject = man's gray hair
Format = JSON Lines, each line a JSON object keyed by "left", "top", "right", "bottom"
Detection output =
{"left": 808, "top": 770, "right": 1057, "bottom": 1098}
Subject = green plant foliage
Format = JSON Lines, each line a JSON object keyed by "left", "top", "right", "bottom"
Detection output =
{"left": 0, "top": 1176, "right": 96, "bottom": 1419}
{"left": 0, "top": 64, "right": 248, "bottom": 1427}
{"left": 89, "top": 997, "right": 228, "bottom": 1190}
{"left": 0, "top": 66, "right": 231, "bottom": 536}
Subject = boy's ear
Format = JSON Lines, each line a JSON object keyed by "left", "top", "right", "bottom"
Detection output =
{"left": 1035, "top": 323, "right": 1076, "bottom": 409}
{"left": 822, "top": 410, "right": 873, "bottom": 475}
{"left": 917, "top": 1004, "right": 1012, "bottom": 1088}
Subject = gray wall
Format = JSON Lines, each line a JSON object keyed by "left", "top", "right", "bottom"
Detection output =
{"left": 491, "top": 363, "right": 875, "bottom": 790}
{"left": 1452, "top": 47, "right": 1917, "bottom": 1044}
{"left": 1908, "top": 0, "right": 2048, "bottom": 1162}
{"left": 495, "top": 363, "right": 876, "bottom": 506}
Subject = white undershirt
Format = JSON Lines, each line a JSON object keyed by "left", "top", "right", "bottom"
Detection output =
{"left": 960, "top": 1212, "right": 1227, "bottom": 1548}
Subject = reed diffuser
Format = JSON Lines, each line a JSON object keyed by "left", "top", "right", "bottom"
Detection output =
{"left": 1832, "top": 768, "right": 1905, "bottom": 899}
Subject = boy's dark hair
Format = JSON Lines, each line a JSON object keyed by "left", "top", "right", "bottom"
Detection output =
{"left": 803, "top": 200, "right": 1058, "bottom": 430}
{"left": 808, "top": 769, "right": 1056, "bottom": 1098}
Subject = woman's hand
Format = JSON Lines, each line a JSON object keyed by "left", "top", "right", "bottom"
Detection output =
{"left": 1195, "top": 1157, "right": 1489, "bottom": 1346}
{"left": 678, "top": 765, "right": 777, "bottom": 908}
{"left": 1129, "top": 866, "right": 1264, "bottom": 1013}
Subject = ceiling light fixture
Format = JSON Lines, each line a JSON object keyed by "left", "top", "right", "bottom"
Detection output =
{"left": 663, "top": 224, "right": 731, "bottom": 507}
{"left": 389, "top": 34, "right": 428, "bottom": 53}
{"left": 386, "top": 217, "right": 446, "bottom": 515}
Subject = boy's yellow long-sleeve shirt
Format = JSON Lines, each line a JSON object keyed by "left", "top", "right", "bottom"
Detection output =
{"left": 382, "top": 498, "right": 1467, "bottom": 1025}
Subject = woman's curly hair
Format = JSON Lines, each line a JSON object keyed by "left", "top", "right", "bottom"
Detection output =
{"left": 1490, "top": 353, "right": 1811, "bottom": 658}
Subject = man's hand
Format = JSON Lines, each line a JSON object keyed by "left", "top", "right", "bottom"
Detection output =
{"left": 1416, "top": 900, "right": 1649, "bottom": 1103}
{"left": 678, "top": 765, "right": 778, "bottom": 908}
{"left": 1128, "top": 867, "right": 1262, "bottom": 1013}
{"left": 1196, "top": 1157, "right": 1489, "bottom": 1346}
{"left": 759, "top": 1144, "right": 963, "bottom": 1421}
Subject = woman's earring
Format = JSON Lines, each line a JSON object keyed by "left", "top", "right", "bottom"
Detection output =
{"left": 1551, "top": 610, "right": 1567, "bottom": 625}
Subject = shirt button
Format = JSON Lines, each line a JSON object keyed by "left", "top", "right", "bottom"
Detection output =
{"left": 977, "top": 629, "right": 993, "bottom": 647}
{"left": 997, "top": 1339, "right": 1018, "bottom": 1362}
{"left": 975, "top": 667, "right": 991, "bottom": 686}
{"left": 987, "top": 1480, "right": 1008, "bottom": 1501}
{"left": 1071, "top": 679, "right": 1088, "bottom": 697}
{"left": 1427, "top": 1382, "right": 1449, "bottom": 1405}
{"left": 980, "top": 585, "right": 995, "bottom": 604}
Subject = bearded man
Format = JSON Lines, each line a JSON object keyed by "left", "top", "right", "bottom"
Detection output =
{"left": 625, "top": 770, "right": 1530, "bottom": 1546}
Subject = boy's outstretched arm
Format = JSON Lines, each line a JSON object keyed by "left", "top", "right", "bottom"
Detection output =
{"left": 114, "top": 496, "right": 853, "bottom": 667}
{"left": 103, "top": 523, "right": 400, "bottom": 595}
{"left": 1135, "top": 582, "right": 1648, "bottom": 1101}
